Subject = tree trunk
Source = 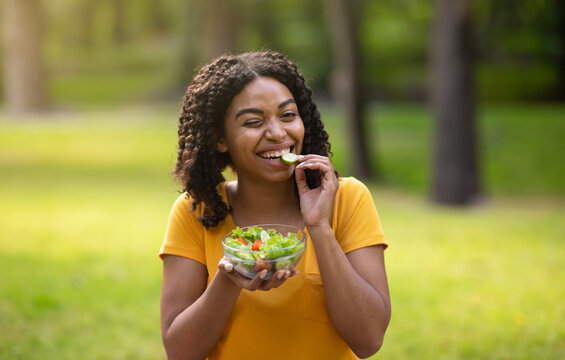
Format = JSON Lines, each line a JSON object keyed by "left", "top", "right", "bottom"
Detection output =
{"left": 147, "top": 0, "right": 169, "bottom": 37}
{"left": 555, "top": 0, "right": 565, "bottom": 99}
{"left": 203, "top": 0, "right": 239, "bottom": 60}
{"left": 326, "top": 0, "right": 373, "bottom": 179}
{"left": 431, "top": 0, "right": 479, "bottom": 204}
{"left": 77, "top": 0, "right": 99, "bottom": 48}
{"left": 1, "top": 0, "right": 48, "bottom": 113}
{"left": 112, "top": 0, "right": 127, "bottom": 46}
{"left": 177, "top": 0, "right": 206, "bottom": 85}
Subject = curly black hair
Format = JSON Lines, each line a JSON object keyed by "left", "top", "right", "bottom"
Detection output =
{"left": 175, "top": 51, "right": 334, "bottom": 228}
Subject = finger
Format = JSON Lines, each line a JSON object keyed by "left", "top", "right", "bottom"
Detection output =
{"left": 294, "top": 165, "right": 310, "bottom": 195}
{"left": 300, "top": 160, "right": 337, "bottom": 184}
{"left": 259, "top": 270, "right": 290, "bottom": 290}
{"left": 246, "top": 269, "right": 268, "bottom": 291}
{"left": 297, "top": 160, "right": 331, "bottom": 169}
{"left": 218, "top": 256, "right": 234, "bottom": 273}
{"left": 258, "top": 272, "right": 282, "bottom": 290}
{"left": 296, "top": 161, "right": 333, "bottom": 175}
{"left": 295, "top": 155, "right": 333, "bottom": 168}
{"left": 298, "top": 154, "right": 333, "bottom": 166}
{"left": 297, "top": 154, "right": 326, "bottom": 162}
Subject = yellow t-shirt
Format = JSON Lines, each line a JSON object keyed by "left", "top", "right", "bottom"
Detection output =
{"left": 159, "top": 177, "right": 387, "bottom": 360}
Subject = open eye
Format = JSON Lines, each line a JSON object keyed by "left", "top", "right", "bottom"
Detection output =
{"left": 281, "top": 112, "right": 297, "bottom": 121}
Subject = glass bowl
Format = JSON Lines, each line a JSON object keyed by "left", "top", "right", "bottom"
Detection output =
{"left": 222, "top": 224, "right": 306, "bottom": 280}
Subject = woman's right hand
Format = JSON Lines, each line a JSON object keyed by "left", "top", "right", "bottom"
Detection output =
{"left": 217, "top": 256, "right": 297, "bottom": 291}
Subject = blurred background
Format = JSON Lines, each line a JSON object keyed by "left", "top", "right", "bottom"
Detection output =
{"left": 1, "top": 0, "right": 564, "bottom": 359}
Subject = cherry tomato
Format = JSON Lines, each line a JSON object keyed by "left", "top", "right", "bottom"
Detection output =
{"left": 252, "top": 239, "right": 264, "bottom": 251}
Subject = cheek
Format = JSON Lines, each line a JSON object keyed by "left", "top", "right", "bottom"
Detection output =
{"left": 288, "top": 120, "right": 305, "bottom": 153}
{"left": 291, "top": 120, "right": 305, "bottom": 140}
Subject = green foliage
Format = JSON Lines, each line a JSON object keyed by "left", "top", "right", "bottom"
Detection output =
{"left": 1, "top": 104, "right": 564, "bottom": 358}
{"left": 27, "top": 0, "right": 563, "bottom": 109}
{"left": 361, "top": 0, "right": 431, "bottom": 97}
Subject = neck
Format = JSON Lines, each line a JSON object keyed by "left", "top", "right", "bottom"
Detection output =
{"left": 228, "top": 178, "right": 301, "bottom": 226}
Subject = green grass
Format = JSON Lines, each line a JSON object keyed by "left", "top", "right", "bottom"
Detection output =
{"left": 324, "top": 102, "right": 565, "bottom": 197}
{"left": 0, "top": 108, "right": 178, "bottom": 359}
{"left": 1, "top": 104, "right": 564, "bottom": 359}
{"left": 373, "top": 191, "right": 565, "bottom": 359}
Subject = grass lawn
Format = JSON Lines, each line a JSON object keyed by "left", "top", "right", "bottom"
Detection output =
{"left": 1, "top": 103, "right": 564, "bottom": 359}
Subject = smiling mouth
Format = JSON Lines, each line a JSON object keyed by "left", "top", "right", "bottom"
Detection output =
{"left": 257, "top": 147, "right": 293, "bottom": 160}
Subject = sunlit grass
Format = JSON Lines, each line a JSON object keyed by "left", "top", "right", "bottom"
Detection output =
{"left": 1, "top": 104, "right": 564, "bottom": 359}
{"left": 373, "top": 190, "right": 565, "bottom": 359}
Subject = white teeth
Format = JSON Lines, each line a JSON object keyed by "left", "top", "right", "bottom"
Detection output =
{"left": 258, "top": 147, "right": 291, "bottom": 159}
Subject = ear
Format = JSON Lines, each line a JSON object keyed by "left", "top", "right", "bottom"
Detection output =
{"left": 215, "top": 137, "right": 228, "bottom": 153}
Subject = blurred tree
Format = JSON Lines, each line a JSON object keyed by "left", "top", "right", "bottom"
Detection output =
{"left": 361, "top": 0, "right": 432, "bottom": 101}
{"left": 176, "top": 0, "right": 239, "bottom": 84}
{"left": 244, "top": 0, "right": 276, "bottom": 50}
{"left": 326, "top": 0, "right": 373, "bottom": 179}
{"left": 256, "top": 1, "right": 276, "bottom": 49}
{"left": 77, "top": 0, "right": 100, "bottom": 48}
{"left": 264, "top": 0, "right": 331, "bottom": 90}
{"left": 1, "top": 0, "right": 48, "bottom": 113}
{"left": 203, "top": 0, "right": 239, "bottom": 59}
{"left": 555, "top": 0, "right": 565, "bottom": 98}
{"left": 112, "top": 0, "right": 127, "bottom": 45}
{"left": 473, "top": 0, "right": 562, "bottom": 100}
{"left": 430, "top": 0, "right": 479, "bottom": 204}
{"left": 147, "top": 0, "right": 170, "bottom": 37}
{"left": 177, "top": 0, "right": 206, "bottom": 84}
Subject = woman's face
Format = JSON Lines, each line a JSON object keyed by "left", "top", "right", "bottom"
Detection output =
{"left": 218, "top": 76, "right": 304, "bottom": 184}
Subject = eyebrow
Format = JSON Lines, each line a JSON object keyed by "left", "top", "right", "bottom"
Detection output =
{"left": 235, "top": 99, "right": 296, "bottom": 120}
{"left": 278, "top": 99, "right": 296, "bottom": 108}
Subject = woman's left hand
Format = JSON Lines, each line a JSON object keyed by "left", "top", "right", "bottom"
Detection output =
{"left": 294, "top": 154, "right": 339, "bottom": 228}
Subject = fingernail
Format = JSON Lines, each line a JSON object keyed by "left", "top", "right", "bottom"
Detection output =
{"left": 277, "top": 271, "right": 284, "bottom": 280}
{"left": 297, "top": 155, "right": 305, "bottom": 160}
{"left": 259, "top": 270, "right": 267, "bottom": 279}
{"left": 225, "top": 263, "right": 233, "bottom": 271}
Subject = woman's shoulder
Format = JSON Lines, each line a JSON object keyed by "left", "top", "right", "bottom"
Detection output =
{"left": 337, "top": 176, "right": 371, "bottom": 194}
{"left": 170, "top": 192, "right": 197, "bottom": 213}
{"left": 333, "top": 177, "right": 374, "bottom": 213}
{"left": 171, "top": 182, "right": 229, "bottom": 212}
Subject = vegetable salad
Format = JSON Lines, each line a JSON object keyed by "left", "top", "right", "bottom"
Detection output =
{"left": 223, "top": 225, "right": 305, "bottom": 278}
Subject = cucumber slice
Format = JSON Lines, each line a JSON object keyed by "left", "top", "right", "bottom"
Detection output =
{"left": 280, "top": 153, "right": 299, "bottom": 164}
{"left": 235, "top": 251, "right": 255, "bottom": 261}
{"left": 259, "top": 230, "right": 270, "bottom": 242}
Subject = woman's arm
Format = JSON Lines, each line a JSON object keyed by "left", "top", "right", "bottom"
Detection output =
{"left": 160, "top": 255, "right": 241, "bottom": 360}
{"left": 160, "top": 255, "right": 295, "bottom": 360}
{"left": 295, "top": 155, "right": 391, "bottom": 358}
{"left": 308, "top": 227, "right": 391, "bottom": 358}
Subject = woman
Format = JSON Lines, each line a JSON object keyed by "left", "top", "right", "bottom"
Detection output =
{"left": 159, "top": 51, "right": 390, "bottom": 360}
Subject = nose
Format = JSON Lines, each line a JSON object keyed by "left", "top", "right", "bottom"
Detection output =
{"left": 265, "top": 118, "right": 286, "bottom": 142}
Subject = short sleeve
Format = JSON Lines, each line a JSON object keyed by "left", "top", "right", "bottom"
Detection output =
{"left": 159, "top": 193, "right": 206, "bottom": 264}
{"left": 332, "top": 177, "right": 387, "bottom": 253}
